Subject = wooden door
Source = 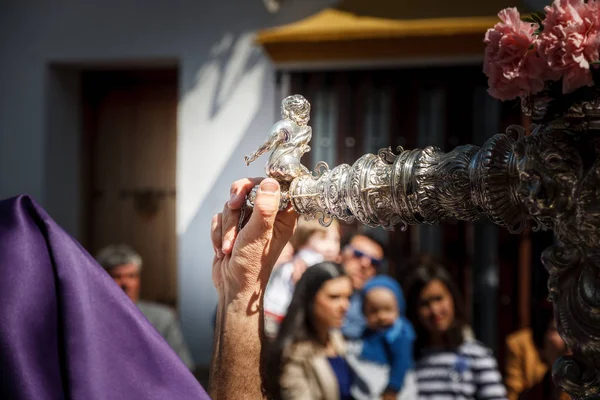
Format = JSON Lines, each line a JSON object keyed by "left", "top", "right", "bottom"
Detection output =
{"left": 82, "top": 69, "right": 178, "bottom": 306}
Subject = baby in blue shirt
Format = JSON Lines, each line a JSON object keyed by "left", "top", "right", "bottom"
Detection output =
{"left": 348, "top": 276, "right": 417, "bottom": 400}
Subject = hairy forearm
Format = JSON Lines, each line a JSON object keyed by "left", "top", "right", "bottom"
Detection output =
{"left": 209, "top": 289, "right": 266, "bottom": 400}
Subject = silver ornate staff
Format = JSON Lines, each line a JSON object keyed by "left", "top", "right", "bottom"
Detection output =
{"left": 245, "top": 94, "right": 526, "bottom": 233}
{"left": 245, "top": 93, "right": 600, "bottom": 399}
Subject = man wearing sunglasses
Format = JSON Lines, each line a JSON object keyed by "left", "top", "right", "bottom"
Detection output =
{"left": 340, "top": 232, "right": 386, "bottom": 339}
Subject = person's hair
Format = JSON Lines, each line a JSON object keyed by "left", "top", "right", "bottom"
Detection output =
{"left": 531, "top": 299, "right": 555, "bottom": 351}
{"left": 265, "top": 261, "right": 347, "bottom": 399}
{"left": 290, "top": 218, "right": 339, "bottom": 251}
{"left": 96, "top": 244, "right": 142, "bottom": 271}
{"left": 405, "top": 254, "right": 468, "bottom": 356}
{"left": 340, "top": 230, "right": 387, "bottom": 257}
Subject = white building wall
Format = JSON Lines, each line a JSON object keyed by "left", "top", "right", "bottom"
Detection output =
{"left": 0, "top": 0, "right": 337, "bottom": 366}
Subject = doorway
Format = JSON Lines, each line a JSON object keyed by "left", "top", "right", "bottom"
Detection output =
{"left": 82, "top": 68, "right": 178, "bottom": 306}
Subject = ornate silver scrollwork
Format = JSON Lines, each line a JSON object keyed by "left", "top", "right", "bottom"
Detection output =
{"left": 469, "top": 125, "right": 525, "bottom": 233}
{"left": 287, "top": 126, "right": 533, "bottom": 233}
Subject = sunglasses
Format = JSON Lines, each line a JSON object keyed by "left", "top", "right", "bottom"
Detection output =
{"left": 347, "top": 246, "right": 383, "bottom": 268}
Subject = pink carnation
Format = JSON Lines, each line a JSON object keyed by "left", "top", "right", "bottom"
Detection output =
{"left": 484, "top": 8, "right": 546, "bottom": 101}
{"left": 538, "top": 0, "right": 600, "bottom": 94}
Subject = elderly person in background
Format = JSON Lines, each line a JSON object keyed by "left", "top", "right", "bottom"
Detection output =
{"left": 96, "top": 244, "right": 195, "bottom": 371}
{"left": 0, "top": 176, "right": 347, "bottom": 398}
{"left": 0, "top": 177, "right": 293, "bottom": 399}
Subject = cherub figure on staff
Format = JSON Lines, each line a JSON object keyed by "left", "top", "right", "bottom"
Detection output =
{"left": 244, "top": 94, "right": 313, "bottom": 185}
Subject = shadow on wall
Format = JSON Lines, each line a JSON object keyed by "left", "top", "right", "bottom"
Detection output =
{"left": 176, "top": 0, "right": 341, "bottom": 367}
{"left": 22, "top": 0, "right": 344, "bottom": 369}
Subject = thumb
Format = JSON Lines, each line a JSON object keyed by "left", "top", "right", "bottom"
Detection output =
{"left": 243, "top": 178, "right": 281, "bottom": 241}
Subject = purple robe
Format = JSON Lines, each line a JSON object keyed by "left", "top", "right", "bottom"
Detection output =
{"left": 0, "top": 195, "right": 210, "bottom": 399}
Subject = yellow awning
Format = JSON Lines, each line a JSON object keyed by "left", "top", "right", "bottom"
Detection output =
{"left": 258, "top": 9, "right": 500, "bottom": 44}
{"left": 256, "top": 3, "right": 532, "bottom": 65}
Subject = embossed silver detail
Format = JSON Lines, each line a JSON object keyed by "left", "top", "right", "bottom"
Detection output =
{"left": 521, "top": 94, "right": 553, "bottom": 121}
{"left": 469, "top": 125, "right": 526, "bottom": 233}
{"left": 288, "top": 126, "right": 537, "bottom": 233}
{"left": 522, "top": 88, "right": 600, "bottom": 130}
{"left": 414, "top": 144, "right": 480, "bottom": 223}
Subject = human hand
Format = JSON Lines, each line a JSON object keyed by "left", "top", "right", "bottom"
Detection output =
{"left": 290, "top": 258, "right": 308, "bottom": 284}
{"left": 211, "top": 178, "right": 297, "bottom": 303}
{"left": 381, "top": 391, "right": 397, "bottom": 400}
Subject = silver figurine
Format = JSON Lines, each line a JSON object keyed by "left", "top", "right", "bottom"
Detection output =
{"left": 244, "top": 94, "right": 312, "bottom": 184}
{"left": 241, "top": 94, "right": 313, "bottom": 215}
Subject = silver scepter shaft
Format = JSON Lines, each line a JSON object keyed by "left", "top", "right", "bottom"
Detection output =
{"left": 289, "top": 126, "right": 527, "bottom": 233}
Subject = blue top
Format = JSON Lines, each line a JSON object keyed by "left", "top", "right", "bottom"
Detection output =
{"left": 342, "top": 292, "right": 366, "bottom": 339}
{"left": 328, "top": 356, "right": 353, "bottom": 400}
{"left": 360, "top": 319, "right": 415, "bottom": 392}
{"left": 360, "top": 276, "right": 415, "bottom": 392}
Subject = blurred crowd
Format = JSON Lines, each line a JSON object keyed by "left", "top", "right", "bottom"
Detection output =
{"left": 260, "top": 219, "right": 569, "bottom": 400}
{"left": 96, "top": 218, "right": 569, "bottom": 400}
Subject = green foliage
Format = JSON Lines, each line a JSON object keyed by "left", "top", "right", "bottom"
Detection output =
{"left": 521, "top": 11, "right": 546, "bottom": 34}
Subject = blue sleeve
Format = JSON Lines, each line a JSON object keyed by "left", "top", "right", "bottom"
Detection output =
{"left": 385, "top": 334, "right": 414, "bottom": 392}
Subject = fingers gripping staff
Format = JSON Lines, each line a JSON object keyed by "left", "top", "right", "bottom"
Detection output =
{"left": 211, "top": 178, "right": 297, "bottom": 300}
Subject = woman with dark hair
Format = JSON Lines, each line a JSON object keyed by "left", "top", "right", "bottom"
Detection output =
{"left": 405, "top": 257, "right": 507, "bottom": 400}
{"left": 266, "top": 261, "right": 354, "bottom": 400}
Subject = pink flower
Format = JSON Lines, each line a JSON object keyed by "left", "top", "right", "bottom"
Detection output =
{"left": 538, "top": 0, "right": 600, "bottom": 93}
{"left": 484, "top": 8, "right": 546, "bottom": 101}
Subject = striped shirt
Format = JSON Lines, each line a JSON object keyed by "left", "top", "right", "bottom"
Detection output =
{"left": 415, "top": 340, "right": 507, "bottom": 400}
